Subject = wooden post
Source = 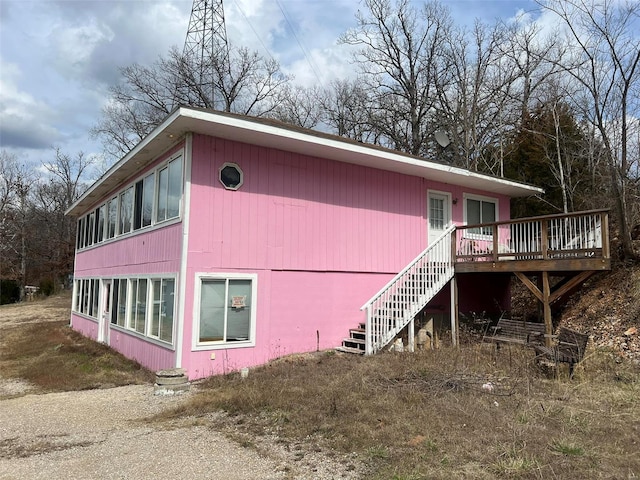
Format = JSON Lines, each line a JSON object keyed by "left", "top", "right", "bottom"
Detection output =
{"left": 408, "top": 317, "right": 415, "bottom": 353}
{"left": 450, "top": 276, "right": 459, "bottom": 347}
{"left": 541, "top": 220, "right": 549, "bottom": 260}
{"left": 542, "top": 271, "right": 552, "bottom": 347}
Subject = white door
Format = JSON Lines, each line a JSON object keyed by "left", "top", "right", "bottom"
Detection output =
{"left": 428, "top": 192, "right": 452, "bottom": 244}
{"left": 98, "top": 280, "right": 112, "bottom": 344}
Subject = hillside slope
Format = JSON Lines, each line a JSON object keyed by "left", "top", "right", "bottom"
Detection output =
{"left": 559, "top": 265, "right": 640, "bottom": 363}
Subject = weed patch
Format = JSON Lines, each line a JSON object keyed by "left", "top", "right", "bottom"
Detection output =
{"left": 156, "top": 345, "right": 640, "bottom": 479}
{"left": 0, "top": 294, "right": 154, "bottom": 395}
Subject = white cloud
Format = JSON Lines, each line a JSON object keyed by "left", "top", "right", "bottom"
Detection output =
{"left": 0, "top": 60, "right": 62, "bottom": 150}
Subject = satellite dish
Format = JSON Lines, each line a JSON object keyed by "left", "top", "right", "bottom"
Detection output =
{"left": 434, "top": 130, "right": 451, "bottom": 148}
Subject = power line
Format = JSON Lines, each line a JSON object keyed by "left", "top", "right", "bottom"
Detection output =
{"left": 275, "top": 0, "right": 324, "bottom": 85}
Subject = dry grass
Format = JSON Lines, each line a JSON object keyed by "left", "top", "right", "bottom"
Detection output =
{"left": 0, "top": 293, "right": 154, "bottom": 395}
{"left": 2, "top": 294, "right": 639, "bottom": 477}
{"left": 160, "top": 345, "right": 640, "bottom": 479}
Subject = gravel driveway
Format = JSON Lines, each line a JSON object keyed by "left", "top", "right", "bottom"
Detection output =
{"left": 0, "top": 384, "right": 361, "bottom": 479}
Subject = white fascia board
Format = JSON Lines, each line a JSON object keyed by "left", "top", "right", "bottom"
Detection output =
{"left": 67, "top": 107, "right": 542, "bottom": 217}
{"left": 178, "top": 108, "right": 542, "bottom": 198}
{"left": 65, "top": 108, "right": 183, "bottom": 216}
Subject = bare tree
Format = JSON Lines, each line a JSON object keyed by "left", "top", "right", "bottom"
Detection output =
{"left": 93, "top": 45, "right": 290, "bottom": 160}
{"left": 340, "top": 0, "right": 454, "bottom": 156}
{"left": 269, "top": 85, "right": 323, "bottom": 129}
{"left": 0, "top": 153, "right": 37, "bottom": 288}
{"left": 319, "top": 79, "right": 376, "bottom": 142}
{"left": 541, "top": 0, "right": 640, "bottom": 259}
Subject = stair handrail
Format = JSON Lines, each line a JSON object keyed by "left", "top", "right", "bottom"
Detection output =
{"left": 360, "top": 224, "right": 456, "bottom": 311}
{"left": 361, "top": 225, "right": 456, "bottom": 354}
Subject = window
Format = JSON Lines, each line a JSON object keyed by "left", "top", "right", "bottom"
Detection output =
{"left": 196, "top": 274, "right": 256, "bottom": 347}
{"left": 149, "top": 278, "right": 174, "bottom": 343}
{"left": 73, "top": 276, "right": 175, "bottom": 345}
{"left": 96, "top": 205, "right": 106, "bottom": 243}
{"left": 74, "top": 280, "right": 81, "bottom": 312}
{"left": 90, "top": 279, "right": 99, "bottom": 317}
{"left": 156, "top": 155, "right": 182, "bottom": 223}
{"left": 128, "top": 279, "right": 147, "bottom": 334}
{"left": 75, "top": 151, "right": 184, "bottom": 251}
{"left": 465, "top": 195, "right": 497, "bottom": 237}
{"left": 134, "top": 173, "right": 154, "bottom": 230}
{"left": 77, "top": 217, "right": 85, "bottom": 249}
{"left": 118, "top": 187, "right": 134, "bottom": 235}
{"left": 106, "top": 197, "right": 116, "bottom": 239}
{"left": 88, "top": 212, "right": 96, "bottom": 246}
{"left": 219, "top": 162, "right": 243, "bottom": 190}
{"left": 113, "top": 278, "right": 128, "bottom": 327}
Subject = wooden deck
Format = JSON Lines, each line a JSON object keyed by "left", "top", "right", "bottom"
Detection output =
{"left": 451, "top": 209, "right": 611, "bottom": 346}
{"left": 453, "top": 209, "right": 610, "bottom": 273}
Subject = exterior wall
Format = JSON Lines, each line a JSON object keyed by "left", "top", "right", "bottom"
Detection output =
{"left": 180, "top": 134, "right": 512, "bottom": 379}
{"left": 181, "top": 269, "right": 393, "bottom": 378}
{"left": 108, "top": 329, "right": 175, "bottom": 372}
{"left": 188, "top": 134, "right": 428, "bottom": 274}
{"left": 72, "top": 314, "right": 99, "bottom": 339}
{"left": 71, "top": 145, "right": 185, "bottom": 372}
{"left": 70, "top": 131, "right": 514, "bottom": 379}
{"left": 74, "top": 224, "right": 182, "bottom": 276}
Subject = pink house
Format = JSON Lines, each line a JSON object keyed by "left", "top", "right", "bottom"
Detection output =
{"left": 67, "top": 106, "right": 544, "bottom": 379}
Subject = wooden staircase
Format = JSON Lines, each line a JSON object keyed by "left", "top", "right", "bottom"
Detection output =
{"left": 342, "top": 226, "right": 455, "bottom": 355}
{"left": 336, "top": 323, "right": 366, "bottom": 354}
{"left": 339, "top": 209, "right": 610, "bottom": 355}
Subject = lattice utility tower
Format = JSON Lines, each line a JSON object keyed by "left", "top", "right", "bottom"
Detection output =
{"left": 182, "top": 0, "right": 230, "bottom": 109}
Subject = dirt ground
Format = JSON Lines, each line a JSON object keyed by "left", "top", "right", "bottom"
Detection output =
{"left": 0, "top": 296, "right": 362, "bottom": 480}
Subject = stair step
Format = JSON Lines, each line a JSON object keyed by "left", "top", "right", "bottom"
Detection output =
{"left": 336, "top": 346, "right": 365, "bottom": 355}
{"left": 342, "top": 338, "right": 365, "bottom": 349}
{"left": 349, "top": 329, "right": 365, "bottom": 340}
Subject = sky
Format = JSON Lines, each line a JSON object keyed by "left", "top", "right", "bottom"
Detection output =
{"left": 0, "top": 0, "right": 540, "bottom": 173}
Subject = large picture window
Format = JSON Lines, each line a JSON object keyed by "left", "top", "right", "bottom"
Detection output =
{"left": 73, "top": 276, "right": 175, "bottom": 346}
{"left": 196, "top": 274, "right": 257, "bottom": 347}
{"left": 465, "top": 195, "right": 497, "bottom": 237}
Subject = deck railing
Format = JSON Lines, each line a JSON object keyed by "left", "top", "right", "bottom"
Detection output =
{"left": 359, "top": 209, "right": 609, "bottom": 354}
{"left": 454, "top": 209, "right": 610, "bottom": 263}
{"left": 361, "top": 225, "right": 455, "bottom": 354}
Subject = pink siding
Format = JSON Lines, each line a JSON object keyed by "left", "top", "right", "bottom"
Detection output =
{"left": 189, "top": 134, "right": 510, "bottom": 275}
{"left": 71, "top": 314, "right": 98, "bottom": 340}
{"left": 189, "top": 134, "right": 427, "bottom": 274}
{"left": 71, "top": 314, "right": 175, "bottom": 370}
{"left": 180, "top": 133, "right": 514, "bottom": 379}
{"left": 108, "top": 329, "right": 175, "bottom": 371}
{"left": 74, "top": 223, "right": 182, "bottom": 276}
{"left": 180, "top": 269, "right": 393, "bottom": 379}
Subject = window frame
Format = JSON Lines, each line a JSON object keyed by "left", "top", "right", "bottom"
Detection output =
{"left": 155, "top": 154, "right": 183, "bottom": 223}
{"left": 463, "top": 193, "right": 499, "bottom": 240}
{"left": 219, "top": 162, "right": 244, "bottom": 190}
{"left": 193, "top": 272, "right": 258, "bottom": 350}
{"left": 75, "top": 150, "right": 184, "bottom": 251}
{"left": 72, "top": 275, "right": 176, "bottom": 348}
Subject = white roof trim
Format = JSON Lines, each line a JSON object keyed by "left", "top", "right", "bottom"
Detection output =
{"left": 67, "top": 107, "right": 542, "bottom": 216}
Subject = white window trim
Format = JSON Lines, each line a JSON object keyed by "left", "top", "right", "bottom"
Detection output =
{"left": 463, "top": 193, "right": 499, "bottom": 240}
{"left": 75, "top": 150, "right": 184, "bottom": 251}
{"left": 192, "top": 272, "right": 258, "bottom": 351}
{"left": 108, "top": 274, "right": 178, "bottom": 348}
